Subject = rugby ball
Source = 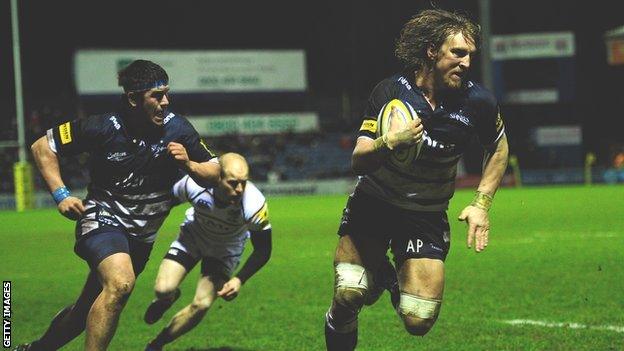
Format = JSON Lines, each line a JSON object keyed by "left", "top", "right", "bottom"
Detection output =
{"left": 376, "top": 99, "right": 423, "bottom": 168}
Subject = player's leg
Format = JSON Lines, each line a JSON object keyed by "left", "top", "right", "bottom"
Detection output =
{"left": 25, "top": 271, "right": 102, "bottom": 351}
{"left": 144, "top": 239, "right": 198, "bottom": 324}
{"left": 84, "top": 252, "right": 136, "bottom": 350}
{"left": 391, "top": 211, "right": 451, "bottom": 336}
{"left": 325, "top": 191, "right": 391, "bottom": 351}
{"left": 147, "top": 271, "right": 225, "bottom": 349}
{"left": 396, "top": 258, "right": 445, "bottom": 335}
{"left": 76, "top": 229, "right": 146, "bottom": 351}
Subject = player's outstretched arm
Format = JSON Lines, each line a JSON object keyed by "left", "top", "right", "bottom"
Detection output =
{"left": 217, "top": 228, "right": 272, "bottom": 301}
{"left": 352, "top": 107, "right": 423, "bottom": 175}
{"left": 31, "top": 136, "right": 85, "bottom": 220}
{"left": 458, "top": 134, "right": 509, "bottom": 252}
{"left": 167, "top": 142, "right": 220, "bottom": 187}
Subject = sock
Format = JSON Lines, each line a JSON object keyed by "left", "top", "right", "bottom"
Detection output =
{"left": 325, "top": 311, "right": 357, "bottom": 351}
{"left": 150, "top": 327, "right": 174, "bottom": 347}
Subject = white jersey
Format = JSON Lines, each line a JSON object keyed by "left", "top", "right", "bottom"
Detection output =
{"left": 172, "top": 175, "right": 271, "bottom": 252}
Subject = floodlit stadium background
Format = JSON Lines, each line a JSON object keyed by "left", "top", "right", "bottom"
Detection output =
{"left": 1, "top": 0, "right": 623, "bottom": 350}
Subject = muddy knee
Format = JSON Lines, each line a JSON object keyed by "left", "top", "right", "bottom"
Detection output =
{"left": 333, "top": 263, "right": 372, "bottom": 313}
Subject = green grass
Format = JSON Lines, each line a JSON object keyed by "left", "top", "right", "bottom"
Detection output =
{"left": 2, "top": 185, "right": 623, "bottom": 350}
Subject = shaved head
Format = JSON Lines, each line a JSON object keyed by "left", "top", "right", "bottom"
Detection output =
{"left": 219, "top": 153, "right": 249, "bottom": 179}
{"left": 216, "top": 153, "right": 249, "bottom": 204}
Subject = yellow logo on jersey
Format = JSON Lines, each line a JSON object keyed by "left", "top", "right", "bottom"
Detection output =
{"left": 360, "top": 120, "right": 377, "bottom": 133}
{"left": 252, "top": 203, "right": 269, "bottom": 227}
{"left": 59, "top": 122, "right": 72, "bottom": 144}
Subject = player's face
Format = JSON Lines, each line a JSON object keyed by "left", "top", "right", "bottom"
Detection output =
{"left": 218, "top": 171, "right": 248, "bottom": 204}
{"left": 433, "top": 32, "right": 476, "bottom": 90}
{"left": 138, "top": 86, "right": 170, "bottom": 126}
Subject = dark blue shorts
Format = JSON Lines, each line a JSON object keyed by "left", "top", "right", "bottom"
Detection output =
{"left": 337, "top": 190, "right": 451, "bottom": 264}
{"left": 164, "top": 244, "right": 230, "bottom": 282}
{"left": 74, "top": 227, "right": 153, "bottom": 276}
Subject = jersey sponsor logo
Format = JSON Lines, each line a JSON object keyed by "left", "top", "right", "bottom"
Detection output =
{"left": 421, "top": 131, "right": 456, "bottom": 152}
{"left": 163, "top": 112, "right": 175, "bottom": 125}
{"left": 448, "top": 111, "right": 471, "bottom": 126}
{"left": 114, "top": 172, "right": 146, "bottom": 189}
{"left": 359, "top": 120, "right": 377, "bottom": 133}
{"left": 59, "top": 122, "right": 72, "bottom": 145}
{"left": 106, "top": 151, "right": 131, "bottom": 162}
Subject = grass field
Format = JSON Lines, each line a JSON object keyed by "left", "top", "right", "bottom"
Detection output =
{"left": 2, "top": 185, "right": 623, "bottom": 350}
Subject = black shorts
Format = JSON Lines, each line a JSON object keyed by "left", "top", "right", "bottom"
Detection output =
{"left": 163, "top": 237, "right": 231, "bottom": 282}
{"left": 74, "top": 226, "right": 153, "bottom": 276}
{"left": 337, "top": 190, "right": 451, "bottom": 263}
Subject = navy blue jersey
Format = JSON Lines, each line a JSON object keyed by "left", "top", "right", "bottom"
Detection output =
{"left": 46, "top": 110, "right": 217, "bottom": 241}
{"left": 356, "top": 73, "right": 505, "bottom": 211}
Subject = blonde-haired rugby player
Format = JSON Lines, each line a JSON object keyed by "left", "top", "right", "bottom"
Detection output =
{"left": 144, "top": 153, "right": 272, "bottom": 350}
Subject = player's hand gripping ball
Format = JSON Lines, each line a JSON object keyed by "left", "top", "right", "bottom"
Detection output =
{"left": 376, "top": 99, "right": 424, "bottom": 168}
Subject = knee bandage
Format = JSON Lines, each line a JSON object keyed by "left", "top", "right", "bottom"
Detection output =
{"left": 398, "top": 293, "right": 441, "bottom": 320}
{"left": 334, "top": 263, "right": 371, "bottom": 312}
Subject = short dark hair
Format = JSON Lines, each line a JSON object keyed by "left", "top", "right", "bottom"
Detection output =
{"left": 395, "top": 9, "right": 480, "bottom": 70}
{"left": 117, "top": 59, "right": 169, "bottom": 92}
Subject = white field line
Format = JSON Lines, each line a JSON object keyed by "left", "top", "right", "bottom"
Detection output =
{"left": 502, "top": 319, "right": 624, "bottom": 333}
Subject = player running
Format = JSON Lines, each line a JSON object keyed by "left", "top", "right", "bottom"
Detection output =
{"left": 19, "top": 60, "right": 220, "bottom": 351}
{"left": 324, "top": 9, "right": 509, "bottom": 350}
{"left": 144, "top": 153, "right": 272, "bottom": 351}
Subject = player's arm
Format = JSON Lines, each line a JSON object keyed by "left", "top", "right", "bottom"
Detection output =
{"left": 217, "top": 228, "right": 272, "bottom": 301}
{"left": 31, "top": 136, "right": 85, "bottom": 220}
{"left": 168, "top": 141, "right": 220, "bottom": 187}
{"left": 351, "top": 107, "right": 423, "bottom": 175}
{"left": 458, "top": 134, "right": 509, "bottom": 252}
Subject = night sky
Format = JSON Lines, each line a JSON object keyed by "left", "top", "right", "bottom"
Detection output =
{"left": 2, "top": 0, "right": 623, "bottom": 161}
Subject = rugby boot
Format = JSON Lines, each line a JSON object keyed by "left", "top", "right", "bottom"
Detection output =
{"left": 144, "top": 288, "right": 181, "bottom": 324}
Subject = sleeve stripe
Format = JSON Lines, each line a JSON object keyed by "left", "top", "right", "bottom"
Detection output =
{"left": 493, "top": 127, "right": 506, "bottom": 144}
{"left": 46, "top": 129, "right": 57, "bottom": 153}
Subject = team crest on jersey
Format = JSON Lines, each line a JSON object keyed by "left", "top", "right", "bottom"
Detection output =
{"left": 150, "top": 143, "right": 167, "bottom": 157}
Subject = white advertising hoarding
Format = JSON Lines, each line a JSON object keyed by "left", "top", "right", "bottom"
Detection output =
{"left": 74, "top": 50, "right": 307, "bottom": 94}
{"left": 491, "top": 32, "right": 575, "bottom": 60}
{"left": 534, "top": 125, "right": 582, "bottom": 146}
{"left": 187, "top": 112, "right": 319, "bottom": 136}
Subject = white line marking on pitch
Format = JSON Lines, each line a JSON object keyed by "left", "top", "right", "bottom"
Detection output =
{"left": 502, "top": 319, "right": 624, "bottom": 333}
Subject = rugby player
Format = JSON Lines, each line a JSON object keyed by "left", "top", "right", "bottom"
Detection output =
{"left": 19, "top": 60, "right": 220, "bottom": 351}
{"left": 324, "top": 9, "right": 509, "bottom": 350}
{"left": 143, "top": 153, "right": 272, "bottom": 351}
